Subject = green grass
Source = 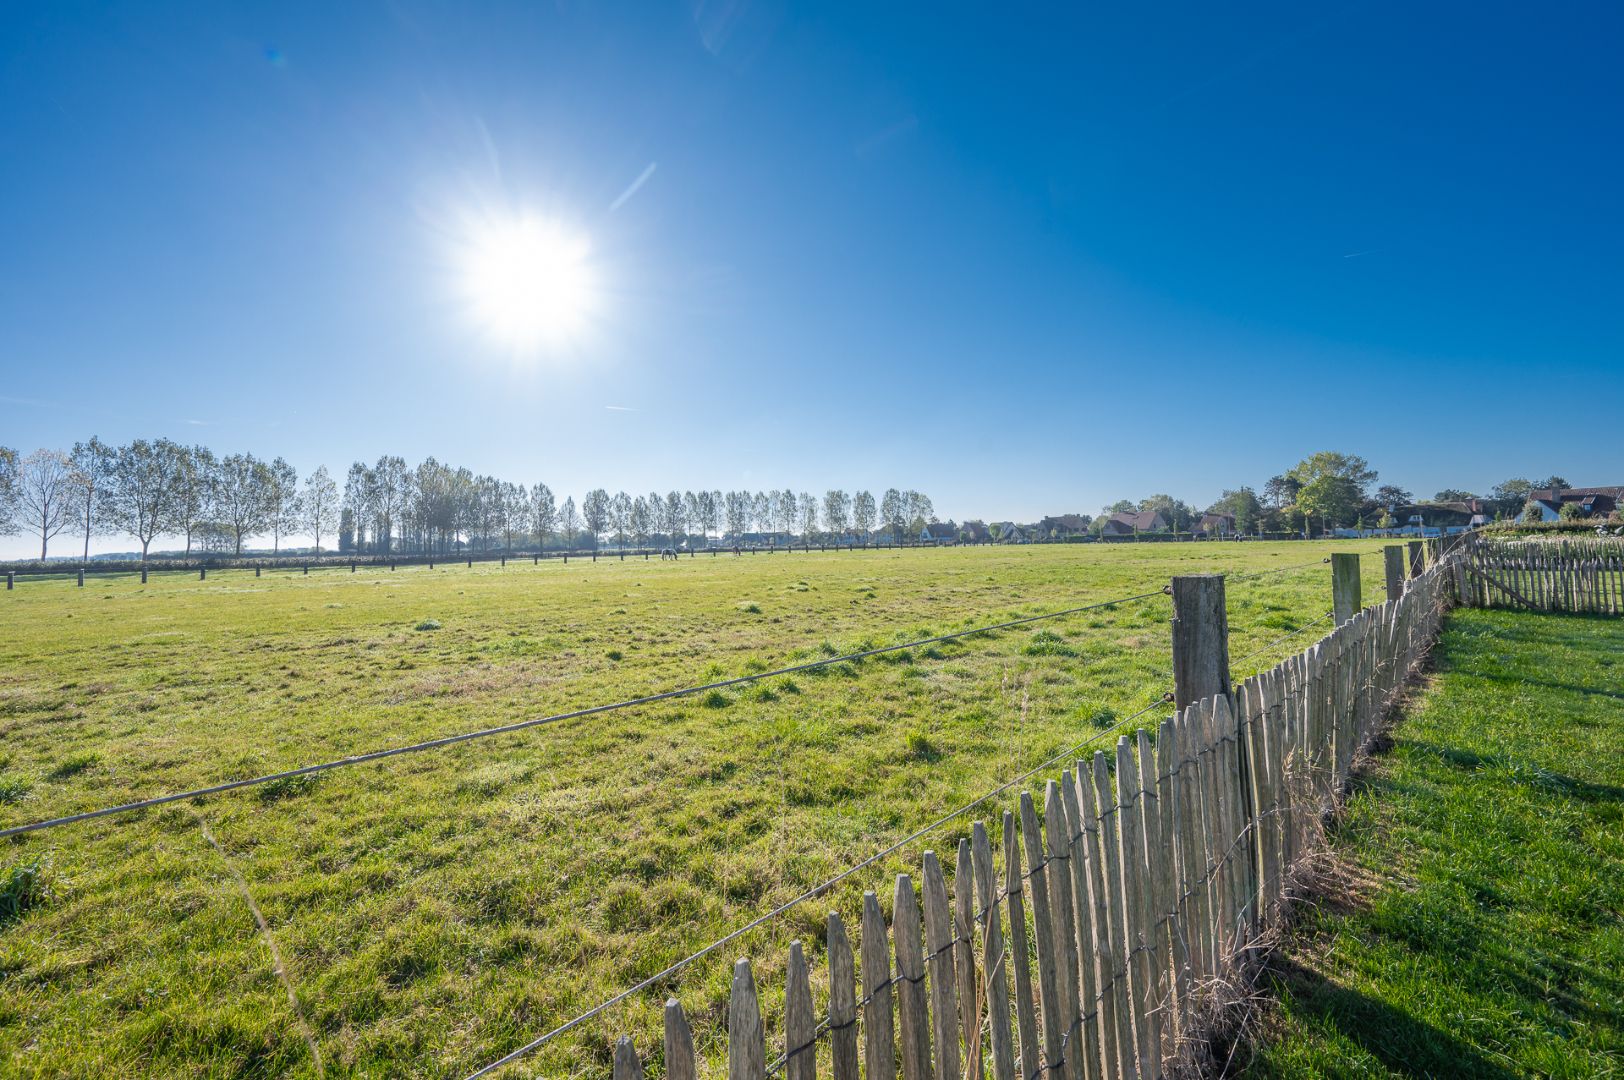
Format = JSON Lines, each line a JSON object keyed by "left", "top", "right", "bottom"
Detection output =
{"left": 0, "top": 540, "right": 1392, "bottom": 1077}
{"left": 1240, "top": 608, "right": 1624, "bottom": 1078}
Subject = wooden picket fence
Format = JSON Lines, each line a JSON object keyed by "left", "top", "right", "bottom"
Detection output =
{"left": 607, "top": 554, "right": 1457, "bottom": 1079}
{"left": 1457, "top": 536, "right": 1624, "bottom": 615}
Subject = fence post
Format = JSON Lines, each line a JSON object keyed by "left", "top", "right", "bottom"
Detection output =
{"left": 351, "top": 562, "right": 357, "bottom": 573}
{"left": 304, "top": 565, "right": 309, "bottom": 575}
{"left": 7, "top": 571, "right": 14, "bottom": 590}
{"left": 1383, "top": 545, "right": 1405, "bottom": 602}
{"left": 255, "top": 565, "right": 261, "bottom": 578}
{"left": 1331, "top": 553, "right": 1361, "bottom": 626}
{"left": 140, "top": 567, "right": 148, "bottom": 584}
{"left": 199, "top": 567, "right": 206, "bottom": 581}
{"left": 1171, "top": 575, "right": 1231, "bottom": 710}
{"left": 1407, "top": 540, "right": 1424, "bottom": 578}
{"left": 77, "top": 569, "right": 85, "bottom": 587}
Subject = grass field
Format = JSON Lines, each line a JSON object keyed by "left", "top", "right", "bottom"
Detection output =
{"left": 0, "top": 540, "right": 1393, "bottom": 1078}
{"left": 1240, "top": 608, "right": 1624, "bottom": 1078}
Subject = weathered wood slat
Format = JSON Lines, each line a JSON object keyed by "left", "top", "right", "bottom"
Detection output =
{"left": 786, "top": 941, "right": 817, "bottom": 1080}
{"left": 1043, "top": 781, "right": 1086, "bottom": 1080}
{"left": 860, "top": 892, "right": 897, "bottom": 1080}
{"left": 923, "top": 851, "right": 963, "bottom": 1080}
{"left": 956, "top": 840, "right": 985, "bottom": 1080}
{"left": 893, "top": 875, "right": 931, "bottom": 1080}
{"left": 1020, "top": 791, "right": 1068, "bottom": 1080}
{"left": 1003, "top": 811, "right": 1043, "bottom": 1080}
{"left": 828, "top": 913, "right": 859, "bottom": 1080}
{"left": 973, "top": 820, "right": 1017, "bottom": 1080}
{"left": 665, "top": 999, "right": 697, "bottom": 1080}
{"left": 731, "top": 959, "right": 767, "bottom": 1080}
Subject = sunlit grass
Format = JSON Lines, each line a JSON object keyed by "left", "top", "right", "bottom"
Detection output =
{"left": 0, "top": 540, "right": 1392, "bottom": 1077}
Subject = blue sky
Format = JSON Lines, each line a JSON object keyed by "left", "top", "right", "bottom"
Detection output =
{"left": 2, "top": 2, "right": 1621, "bottom": 555}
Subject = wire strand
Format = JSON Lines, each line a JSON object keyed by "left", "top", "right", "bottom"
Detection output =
{"left": 0, "top": 587, "right": 1170, "bottom": 841}
{"left": 462, "top": 688, "right": 1176, "bottom": 1080}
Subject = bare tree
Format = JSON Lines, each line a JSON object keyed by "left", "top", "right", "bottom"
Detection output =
{"left": 302, "top": 465, "right": 339, "bottom": 553}
{"left": 69, "top": 437, "right": 115, "bottom": 560}
{"left": 370, "top": 456, "right": 408, "bottom": 553}
{"left": 853, "top": 490, "right": 876, "bottom": 540}
{"left": 103, "top": 439, "right": 184, "bottom": 560}
{"left": 15, "top": 450, "right": 76, "bottom": 560}
{"left": 265, "top": 456, "right": 300, "bottom": 554}
{"left": 725, "top": 490, "right": 750, "bottom": 540}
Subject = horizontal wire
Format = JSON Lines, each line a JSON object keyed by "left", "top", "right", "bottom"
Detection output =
{"left": 0, "top": 587, "right": 1171, "bottom": 841}
{"left": 463, "top": 687, "right": 1176, "bottom": 1080}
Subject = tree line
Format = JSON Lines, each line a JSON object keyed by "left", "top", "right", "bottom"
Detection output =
{"left": 0, "top": 440, "right": 936, "bottom": 561}
{"left": 1087, "top": 451, "right": 1573, "bottom": 537}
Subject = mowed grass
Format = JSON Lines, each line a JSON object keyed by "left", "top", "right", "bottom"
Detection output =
{"left": 0, "top": 540, "right": 1390, "bottom": 1078}
{"left": 1241, "top": 608, "right": 1624, "bottom": 1078}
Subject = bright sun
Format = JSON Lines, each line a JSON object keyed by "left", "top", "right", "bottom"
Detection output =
{"left": 459, "top": 215, "right": 595, "bottom": 350}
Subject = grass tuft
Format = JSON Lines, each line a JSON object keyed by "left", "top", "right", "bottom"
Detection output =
{"left": 0, "top": 857, "right": 53, "bottom": 927}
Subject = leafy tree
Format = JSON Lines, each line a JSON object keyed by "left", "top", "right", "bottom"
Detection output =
{"left": 215, "top": 453, "right": 273, "bottom": 555}
{"left": 1433, "top": 489, "right": 1476, "bottom": 502}
{"left": 265, "top": 456, "right": 300, "bottom": 554}
{"left": 0, "top": 446, "right": 17, "bottom": 536}
{"left": 609, "top": 491, "right": 632, "bottom": 550}
{"left": 1208, "top": 487, "right": 1262, "bottom": 534}
{"left": 561, "top": 496, "right": 579, "bottom": 551}
{"left": 852, "top": 490, "right": 876, "bottom": 539}
{"left": 797, "top": 492, "right": 818, "bottom": 540}
{"left": 1288, "top": 451, "right": 1377, "bottom": 531}
{"left": 531, "top": 483, "right": 556, "bottom": 548}
{"left": 665, "top": 491, "right": 686, "bottom": 548}
{"left": 582, "top": 489, "right": 609, "bottom": 549}
{"left": 881, "top": 488, "right": 904, "bottom": 540}
{"left": 302, "top": 466, "right": 340, "bottom": 553}
{"left": 1535, "top": 476, "right": 1569, "bottom": 492}
{"left": 175, "top": 445, "right": 219, "bottom": 555}
{"left": 1373, "top": 484, "right": 1412, "bottom": 510}
{"left": 104, "top": 438, "right": 185, "bottom": 560}
{"left": 1138, "top": 494, "right": 1194, "bottom": 533}
{"left": 823, "top": 490, "right": 850, "bottom": 538}
{"left": 630, "top": 495, "right": 652, "bottom": 547}
{"left": 69, "top": 437, "right": 115, "bottom": 560}
{"left": 1262, "top": 474, "right": 1301, "bottom": 511}
{"left": 775, "top": 488, "right": 798, "bottom": 538}
{"left": 1558, "top": 501, "right": 1585, "bottom": 521}
{"left": 725, "top": 490, "right": 751, "bottom": 540}
{"left": 1491, "top": 477, "right": 1532, "bottom": 504}
{"left": 1521, "top": 500, "right": 1546, "bottom": 524}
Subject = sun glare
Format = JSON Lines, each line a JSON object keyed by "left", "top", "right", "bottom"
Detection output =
{"left": 459, "top": 215, "right": 596, "bottom": 350}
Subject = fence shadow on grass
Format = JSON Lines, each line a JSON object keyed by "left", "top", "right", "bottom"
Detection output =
{"left": 1401, "top": 741, "right": 1624, "bottom": 805}
{"left": 1255, "top": 956, "right": 1521, "bottom": 1080}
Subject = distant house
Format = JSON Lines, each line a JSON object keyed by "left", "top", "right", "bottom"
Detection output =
{"left": 1038, "top": 513, "right": 1092, "bottom": 539}
{"left": 1102, "top": 511, "right": 1168, "bottom": 537}
{"left": 960, "top": 520, "right": 992, "bottom": 543}
{"left": 920, "top": 522, "right": 958, "bottom": 545}
{"left": 1196, "top": 512, "right": 1236, "bottom": 537}
{"left": 1526, "top": 487, "right": 1620, "bottom": 520}
{"left": 996, "top": 522, "right": 1029, "bottom": 543}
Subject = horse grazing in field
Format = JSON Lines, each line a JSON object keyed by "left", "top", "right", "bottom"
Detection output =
{"left": 660, "top": 548, "right": 678, "bottom": 561}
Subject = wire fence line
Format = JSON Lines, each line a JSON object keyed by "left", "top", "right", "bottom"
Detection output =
{"left": 0, "top": 587, "right": 1172, "bottom": 841}
{"left": 462, "top": 686, "right": 1179, "bottom": 1080}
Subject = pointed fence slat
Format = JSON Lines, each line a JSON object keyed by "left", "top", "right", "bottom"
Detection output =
{"left": 1020, "top": 791, "right": 1068, "bottom": 1080}
{"left": 829, "top": 913, "right": 860, "bottom": 1080}
{"left": 613, "top": 1036, "right": 643, "bottom": 1080}
{"left": 665, "top": 999, "right": 697, "bottom": 1080}
{"left": 1003, "top": 811, "right": 1043, "bottom": 1080}
{"left": 973, "top": 820, "right": 1018, "bottom": 1080}
{"left": 923, "top": 852, "right": 963, "bottom": 1080}
{"left": 955, "top": 840, "right": 986, "bottom": 1080}
{"left": 860, "top": 893, "right": 897, "bottom": 1080}
{"left": 786, "top": 942, "right": 816, "bottom": 1080}
{"left": 893, "top": 875, "right": 931, "bottom": 1080}
{"left": 1043, "top": 781, "right": 1085, "bottom": 1080}
{"left": 730, "top": 959, "right": 766, "bottom": 1080}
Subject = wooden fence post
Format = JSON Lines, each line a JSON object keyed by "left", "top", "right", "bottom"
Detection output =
{"left": 77, "top": 569, "right": 84, "bottom": 587}
{"left": 1383, "top": 545, "right": 1405, "bottom": 602}
{"left": 1172, "top": 575, "right": 1230, "bottom": 710}
{"left": 1407, "top": 540, "right": 1424, "bottom": 578}
{"left": 7, "top": 571, "right": 14, "bottom": 589}
{"left": 140, "top": 567, "right": 147, "bottom": 584}
{"left": 1331, "top": 553, "right": 1360, "bottom": 626}
{"left": 665, "top": 999, "right": 697, "bottom": 1080}
{"left": 199, "top": 567, "right": 206, "bottom": 581}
